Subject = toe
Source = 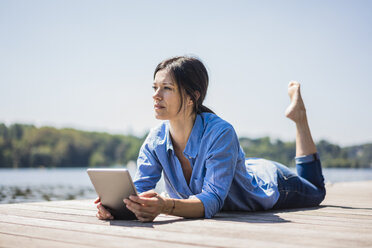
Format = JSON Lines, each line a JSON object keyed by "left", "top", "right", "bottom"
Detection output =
{"left": 288, "top": 81, "right": 300, "bottom": 88}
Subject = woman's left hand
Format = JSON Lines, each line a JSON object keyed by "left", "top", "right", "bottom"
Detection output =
{"left": 124, "top": 190, "right": 167, "bottom": 222}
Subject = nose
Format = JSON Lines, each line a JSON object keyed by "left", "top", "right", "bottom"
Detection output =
{"left": 153, "top": 88, "right": 162, "bottom": 100}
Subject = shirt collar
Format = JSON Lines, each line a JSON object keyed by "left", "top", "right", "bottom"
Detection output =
{"left": 183, "top": 114, "right": 204, "bottom": 159}
{"left": 165, "top": 122, "right": 174, "bottom": 152}
{"left": 165, "top": 114, "right": 204, "bottom": 158}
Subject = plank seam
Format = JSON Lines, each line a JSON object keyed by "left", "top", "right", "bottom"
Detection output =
{"left": 0, "top": 231, "right": 93, "bottom": 248}
{"left": 0, "top": 221, "right": 230, "bottom": 248}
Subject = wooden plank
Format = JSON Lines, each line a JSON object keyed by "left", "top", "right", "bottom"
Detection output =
{"left": 0, "top": 212, "right": 357, "bottom": 248}
{"left": 290, "top": 210, "right": 372, "bottom": 219}
{"left": 0, "top": 206, "right": 180, "bottom": 225}
{"left": 1, "top": 210, "right": 371, "bottom": 248}
{"left": 4, "top": 204, "right": 372, "bottom": 229}
{"left": 0, "top": 233, "right": 91, "bottom": 248}
{"left": 2, "top": 204, "right": 372, "bottom": 234}
{"left": 0, "top": 222, "right": 204, "bottom": 248}
{"left": 3, "top": 198, "right": 372, "bottom": 231}
{"left": 0, "top": 203, "right": 96, "bottom": 216}
{"left": 0, "top": 214, "right": 280, "bottom": 248}
{"left": 24, "top": 199, "right": 95, "bottom": 210}
{"left": 1, "top": 181, "right": 372, "bottom": 248}
{"left": 0, "top": 206, "right": 369, "bottom": 237}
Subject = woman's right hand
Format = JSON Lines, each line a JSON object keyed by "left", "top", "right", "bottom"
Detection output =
{"left": 94, "top": 197, "right": 114, "bottom": 220}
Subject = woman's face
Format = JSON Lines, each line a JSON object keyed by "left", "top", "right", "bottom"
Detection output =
{"left": 153, "top": 69, "right": 191, "bottom": 121}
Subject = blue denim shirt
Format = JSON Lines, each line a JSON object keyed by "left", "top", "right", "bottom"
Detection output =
{"left": 134, "top": 113, "right": 280, "bottom": 218}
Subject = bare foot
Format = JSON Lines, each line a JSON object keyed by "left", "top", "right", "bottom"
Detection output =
{"left": 285, "top": 81, "right": 307, "bottom": 123}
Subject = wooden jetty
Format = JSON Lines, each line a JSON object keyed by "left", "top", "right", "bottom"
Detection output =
{"left": 1, "top": 180, "right": 372, "bottom": 248}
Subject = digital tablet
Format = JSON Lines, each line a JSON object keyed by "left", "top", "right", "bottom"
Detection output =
{"left": 87, "top": 168, "right": 138, "bottom": 220}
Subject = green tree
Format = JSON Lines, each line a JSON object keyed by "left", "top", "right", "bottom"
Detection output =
{"left": 1, "top": 123, "right": 371, "bottom": 168}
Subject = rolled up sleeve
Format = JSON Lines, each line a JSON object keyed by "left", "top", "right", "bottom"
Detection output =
{"left": 134, "top": 142, "right": 162, "bottom": 194}
{"left": 194, "top": 127, "right": 239, "bottom": 218}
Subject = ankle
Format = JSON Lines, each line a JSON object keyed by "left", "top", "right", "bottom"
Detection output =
{"left": 293, "top": 110, "right": 308, "bottom": 125}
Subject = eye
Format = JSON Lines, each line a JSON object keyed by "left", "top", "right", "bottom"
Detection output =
{"left": 152, "top": 86, "right": 158, "bottom": 91}
{"left": 164, "top": 87, "right": 172, "bottom": 90}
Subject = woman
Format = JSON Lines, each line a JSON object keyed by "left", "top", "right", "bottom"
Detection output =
{"left": 95, "top": 56, "right": 326, "bottom": 222}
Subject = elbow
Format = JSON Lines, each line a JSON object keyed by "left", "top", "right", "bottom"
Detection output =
{"left": 195, "top": 192, "right": 223, "bottom": 219}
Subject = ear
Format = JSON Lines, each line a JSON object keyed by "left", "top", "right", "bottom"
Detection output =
{"left": 194, "top": 91, "right": 200, "bottom": 101}
{"left": 187, "top": 97, "right": 194, "bottom": 106}
{"left": 187, "top": 91, "right": 200, "bottom": 106}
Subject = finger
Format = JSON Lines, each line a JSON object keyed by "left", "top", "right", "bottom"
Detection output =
{"left": 129, "top": 195, "right": 157, "bottom": 205}
{"left": 134, "top": 209, "right": 154, "bottom": 220}
{"left": 126, "top": 202, "right": 159, "bottom": 219}
{"left": 97, "top": 210, "right": 113, "bottom": 220}
{"left": 97, "top": 212, "right": 106, "bottom": 220}
{"left": 125, "top": 200, "right": 141, "bottom": 213}
{"left": 97, "top": 204, "right": 112, "bottom": 219}
{"left": 139, "top": 190, "right": 158, "bottom": 198}
{"left": 125, "top": 198, "right": 155, "bottom": 214}
{"left": 94, "top": 197, "right": 101, "bottom": 204}
{"left": 136, "top": 215, "right": 146, "bottom": 222}
{"left": 124, "top": 198, "right": 144, "bottom": 210}
{"left": 125, "top": 200, "right": 152, "bottom": 217}
{"left": 97, "top": 203, "right": 107, "bottom": 213}
{"left": 136, "top": 213, "right": 155, "bottom": 223}
{"left": 97, "top": 202, "right": 105, "bottom": 212}
{"left": 137, "top": 216, "right": 152, "bottom": 223}
{"left": 125, "top": 196, "right": 161, "bottom": 213}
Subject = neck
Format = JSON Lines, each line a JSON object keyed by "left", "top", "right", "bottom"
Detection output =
{"left": 169, "top": 113, "right": 196, "bottom": 151}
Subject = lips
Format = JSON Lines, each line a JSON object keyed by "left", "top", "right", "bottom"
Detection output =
{"left": 154, "top": 104, "right": 165, "bottom": 109}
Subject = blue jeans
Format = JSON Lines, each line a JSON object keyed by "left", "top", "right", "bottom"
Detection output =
{"left": 272, "top": 153, "right": 326, "bottom": 210}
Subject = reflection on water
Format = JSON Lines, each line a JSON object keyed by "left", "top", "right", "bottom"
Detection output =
{"left": 0, "top": 185, "right": 96, "bottom": 204}
{"left": 0, "top": 167, "right": 371, "bottom": 204}
{"left": 321, "top": 168, "right": 372, "bottom": 183}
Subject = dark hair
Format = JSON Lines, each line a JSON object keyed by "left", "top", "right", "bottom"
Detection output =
{"left": 153, "top": 56, "right": 214, "bottom": 115}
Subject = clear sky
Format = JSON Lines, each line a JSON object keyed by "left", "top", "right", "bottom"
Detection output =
{"left": 0, "top": 0, "right": 371, "bottom": 146}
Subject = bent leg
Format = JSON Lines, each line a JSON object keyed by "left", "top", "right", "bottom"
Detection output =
{"left": 273, "top": 82, "right": 326, "bottom": 210}
{"left": 285, "top": 81, "right": 317, "bottom": 157}
{"left": 272, "top": 154, "right": 326, "bottom": 210}
{"left": 296, "top": 153, "right": 325, "bottom": 190}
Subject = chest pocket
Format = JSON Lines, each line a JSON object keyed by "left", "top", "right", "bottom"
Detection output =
{"left": 188, "top": 159, "right": 206, "bottom": 194}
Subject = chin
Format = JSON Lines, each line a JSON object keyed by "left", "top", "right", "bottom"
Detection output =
{"left": 154, "top": 114, "right": 168, "bottom": 120}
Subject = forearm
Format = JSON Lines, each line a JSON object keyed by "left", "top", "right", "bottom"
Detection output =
{"left": 162, "top": 198, "right": 204, "bottom": 218}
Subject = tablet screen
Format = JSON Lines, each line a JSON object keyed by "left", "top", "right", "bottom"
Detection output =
{"left": 87, "top": 168, "right": 138, "bottom": 220}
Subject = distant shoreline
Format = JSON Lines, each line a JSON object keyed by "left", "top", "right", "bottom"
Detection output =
{"left": 1, "top": 167, "right": 372, "bottom": 204}
{"left": 1, "top": 123, "right": 372, "bottom": 169}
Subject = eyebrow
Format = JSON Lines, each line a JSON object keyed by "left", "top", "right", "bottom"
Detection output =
{"left": 153, "top": 81, "right": 175, "bottom": 86}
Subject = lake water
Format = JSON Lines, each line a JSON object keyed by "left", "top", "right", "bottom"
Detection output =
{"left": 1, "top": 167, "right": 372, "bottom": 204}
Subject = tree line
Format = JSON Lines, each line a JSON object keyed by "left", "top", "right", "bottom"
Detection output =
{"left": 239, "top": 137, "right": 372, "bottom": 168}
{"left": 0, "top": 123, "right": 371, "bottom": 168}
{"left": 0, "top": 123, "right": 145, "bottom": 168}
